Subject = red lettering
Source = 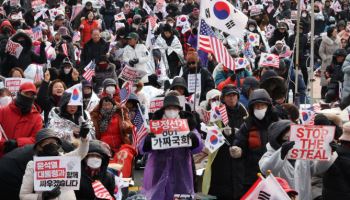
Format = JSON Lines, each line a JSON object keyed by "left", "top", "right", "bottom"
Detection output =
{"left": 290, "top": 149, "right": 298, "bottom": 159}
{"left": 297, "top": 127, "right": 304, "bottom": 138}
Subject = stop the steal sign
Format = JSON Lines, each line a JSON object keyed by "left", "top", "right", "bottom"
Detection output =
{"left": 287, "top": 124, "right": 335, "bottom": 161}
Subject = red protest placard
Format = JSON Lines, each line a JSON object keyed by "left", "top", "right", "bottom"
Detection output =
{"left": 287, "top": 124, "right": 335, "bottom": 161}
{"left": 6, "top": 40, "right": 23, "bottom": 59}
{"left": 149, "top": 97, "right": 164, "bottom": 113}
{"left": 150, "top": 119, "right": 189, "bottom": 135}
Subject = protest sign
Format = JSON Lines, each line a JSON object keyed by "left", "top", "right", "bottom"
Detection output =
{"left": 115, "top": 22, "right": 126, "bottom": 31}
{"left": 249, "top": 5, "right": 263, "bottom": 16}
{"left": 31, "top": 26, "right": 43, "bottom": 41}
{"left": 31, "top": 0, "right": 46, "bottom": 11}
{"left": 288, "top": 124, "right": 335, "bottom": 161}
{"left": 149, "top": 97, "right": 164, "bottom": 113}
{"left": 150, "top": 119, "right": 191, "bottom": 150}
{"left": 119, "top": 65, "right": 147, "bottom": 83}
{"left": 5, "top": 78, "right": 33, "bottom": 95}
{"left": 6, "top": 39, "right": 23, "bottom": 59}
{"left": 187, "top": 73, "right": 201, "bottom": 93}
{"left": 70, "top": 4, "right": 84, "bottom": 22}
{"left": 34, "top": 156, "right": 81, "bottom": 191}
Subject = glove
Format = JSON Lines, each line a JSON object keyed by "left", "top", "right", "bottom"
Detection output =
{"left": 42, "top": 186, "right": 61, "bottom": 200}
{"left": 79, "top": 122, "right": 91, "bottom": 139}
{"left": 329, "top": 141, "right": 339, "bottom": 152}
{"left": 4, "top": 139, "right": 18, "bottom": 153}
{"left": 280, "top": 141, "right": 295, "bottom": 159}
{"left": 129, "top": 60, "right": 135, "bottom": 66}
{"left": 188, "top": 132, "right": 199, "bottom": 149}
{"left": 229, "top": 146, "right": 242, "bottom": 158}
{"left": 230, "top": 73, "right": 236, "bottom": 81}
{"left": 142, "top": 133, "right": 155, "bottom": 152}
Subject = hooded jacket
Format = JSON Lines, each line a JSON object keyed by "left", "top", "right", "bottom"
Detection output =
{"left": 75, "top": 140, "right": 115, "bottom": 199}
{"left": 47, "top": 93, "right": 95, "bottom": 142}
{"left": 234, "top": 89, "right": 279, "bottom": 188}
{"left": 259, "top": 120, "right": 338, "bottom": 200}
{"left": 0, "top": 32, "right": 47, "bottom": 76}
{"left": 342, "top": 54, "right": 350, "bottom": 100}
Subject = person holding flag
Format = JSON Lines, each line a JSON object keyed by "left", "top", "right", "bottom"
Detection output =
{"left": 202, "top": 84, "right": 248, "bottom": 199}
{"left": 90, "top": 96, "right": 136, "bottom": 178}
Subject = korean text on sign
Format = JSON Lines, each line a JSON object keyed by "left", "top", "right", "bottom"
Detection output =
{"left": 287, "top": 125, "right": 335, "bottom": 161}
{"left": 150, "top": 119, "right": 191, "bottom": 150}
{"left": 34, "top": 156, "right": 81, "bottom": 191}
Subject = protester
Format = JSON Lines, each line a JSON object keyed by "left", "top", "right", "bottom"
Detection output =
{"left": 82, "top": 80, "right": 99, "bottom": 112}
{"left": 93, "top": 55, "right": 118, "bottom": 93}
{"left": 140, "top": 95, "right": 202, "bottom": 199}
{"left": 80, "top": 11, "right": 100, "bottom": 47}
{"left": 19, "top": 128, "right": 89, "bottom": 199}
{"left": 0, "top": 82, "right": 42, "bottom": 156}
{"left": 81, "top": 29, "right": 109, "bottom": 67}
{"left": 58, "top": 57, "right": 80, "bottom": 88}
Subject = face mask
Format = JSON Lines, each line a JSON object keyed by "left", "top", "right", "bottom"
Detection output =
{"left": 87, "top": 157, "right": 102, "bottom": 169}
{"left": 15, "top": 93, "right": 34, "bottom": 114}
{"left": 64, "top": 68, "right": 71, "bottom": 74}
{"left": 210, "top": 101, "right": 220, "bottom": 109}
{"left": 302, "top": 13, "right": 307, "bottom": 18}
{"left": 134, "top": 19, "right": 141, "bottom": 24}
{"left": 0, "top": 96, "right": 12, "bottom": 106}
{"left": 254, "top": 107, "right": 267, "bottom": 120}
{"left": 105, "top": 86, "right": 116, "bottom": 95}
{"left": 249, "top": 26, "right": 255, "bottom": 32}
{"left": 37, "top": 143, "right": 60, "bottom": 157}
{"left": 164, "top": 109, "right": 179, "bottom": 119}
{"left": 169, "top": 23, "right": 174, "bottom": 27}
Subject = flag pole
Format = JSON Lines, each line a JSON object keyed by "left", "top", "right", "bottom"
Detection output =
{"left": 294, "top": 0, "right": 302, "bottom": 108}
{"left": 309, "top": 0, "right": 315, "bottom": 106}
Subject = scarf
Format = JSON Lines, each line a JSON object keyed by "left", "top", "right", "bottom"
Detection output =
{"left": 99, "top": 107, "right": 117, "bottom": 133}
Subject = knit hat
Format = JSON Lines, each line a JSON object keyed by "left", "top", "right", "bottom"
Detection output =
{"left": 162, "top": 95, "right": 182, "bottom": 110}
{"left": 206, "top": 89, "right": 221, "bottom": 101}
{"left": 186, "top": 48, "right": 199, "bottom": 62}
{"left": 103, "top": 78, "right": 117, "bottom": 88}
{"left": 34, "top": 128, "right": 62, "bottom": 150}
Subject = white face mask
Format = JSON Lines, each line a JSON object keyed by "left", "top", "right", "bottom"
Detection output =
{"left": 210, "top": 101, "right": 220, "bottom": 108}
{"left": 86, "top": 157, "right": 102, "bottom": 169}
{"left": 0, "top": 96, "right": 12, "bottom": 106}
{"left": 164, "top": 109, "right": 179, "bottom": 119}
{"left": 64, "top": 68, "right": 71, "bottom": 74}
{"left": 105, "top": 86, "right": 116, "bottom": 95}
{"left": 302, "top": 13, "right": 307, "bottom": 18}
{"left": 249, "top": 26, "right": 255, "bottom": 32}
{"left": 254, "top": 108, "right": 267, "bottom": 120}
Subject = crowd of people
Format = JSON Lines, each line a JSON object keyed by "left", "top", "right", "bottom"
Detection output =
{"left": 0, "top": 0, "right": 349, "bottom": 199}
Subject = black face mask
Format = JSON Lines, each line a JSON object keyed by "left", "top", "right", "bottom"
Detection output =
{"left": 15, "top": 93, "right": 34, "bottom": 114}
{"left": 134, "top": 19, "right": 141, "bottom": 25}
{"left": 83, "top": 92, "right": 92, "bottom": 99}
{"left": 37, "top": 143, "right": 60, "bottom": 157}
{"left": 17, "top": 39, "right": 26, "bottom": 47}
{"left": 2, "top": 27, "right": 11, "bottom": 35}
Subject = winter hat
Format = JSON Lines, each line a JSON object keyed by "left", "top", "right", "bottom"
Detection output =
{"left": 206, "top": 89, "right": 221, "bottom": 101}
{"left": 97, "top": 55, "right": 109, "bottom": 63}
{"left": 162, "top": 95, "right": 182, "bottom": 110}
{"left": 242, "top": 77, "right": 259, "bottom": 96}
{"left": 277, "top": 22, "right": 288, "bottom": 29}
{"left": 186, "top": 48, "right": 199, "bottom": 62}
{"left": 221, "top": 84, "right": 240, "bottom": 98}
{"left": 170, "top": 77, "right": 188, "bottom": 95}
{"left": 314, "top": 114, "right": 332, "bottom": 126}
{"left": 34, "top": 128, "right": 62, "bottom": 150}
{"left": 340, "top": 122, "right": 350, "bottom": 141}
{"left": 82, "top": 79, "right": 93, "bottom": 88}
{"left": 103, "top": 78, "right": 117, "bottom": 88}
{"left": 133, "top": 14, "right": 142, "bottom": 21}
{"left": 260, "top": 70, "right": 287, "bottom": 100}
{"left": 163, "top": 23, "right": 173, "bottom": 33}
{"left": 268, "top": 120, "right": 292, "bottom": 150}
{"left": 62, "top": 57, "right": 73, "bottom": 67}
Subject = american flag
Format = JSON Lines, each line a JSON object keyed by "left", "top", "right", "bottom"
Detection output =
{"left": 34, "top": 66, "right": 41, "bottom": 83}
{"left": 92, "top": 180, "right": 114, "bottom": 200}
{"left": 198, "top": 19, "right": 235, "bottom": 71}
{"left": 132, "top": 106, "right": 148, "bottom": 148}
{"left": 82, "top": 60, "right": 96, "bottom": 82}
{"left": 218, "top": 105, "right": 229, "bottom": 126}
{"left": 120, "top": 81, "right": 132, "bottom": 105}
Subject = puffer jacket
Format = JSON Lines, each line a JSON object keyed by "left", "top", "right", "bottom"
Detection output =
{"left": 259, "top": 120, "right": 337, "bottom": 200}
{"left": 47, "top": 93, "right": 95, "bottom": 142}
{"left": 319, "top": 35, "right": 340, "bottom": 86}
{"left": 122, "top": 43, "right": 151, "bottom": 73}
{"left": 19, "top": 138, "right": 89, "bottom": 200}
{"left": 0, "top": 101, "right": 42, "bottom": 156}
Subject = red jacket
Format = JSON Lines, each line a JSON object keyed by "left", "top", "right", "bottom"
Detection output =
{"left": 0, "top": 102, "right": 43, "bottom": 154}
{"left": 80, "top": 20, "right": 99, "bottom": 47}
